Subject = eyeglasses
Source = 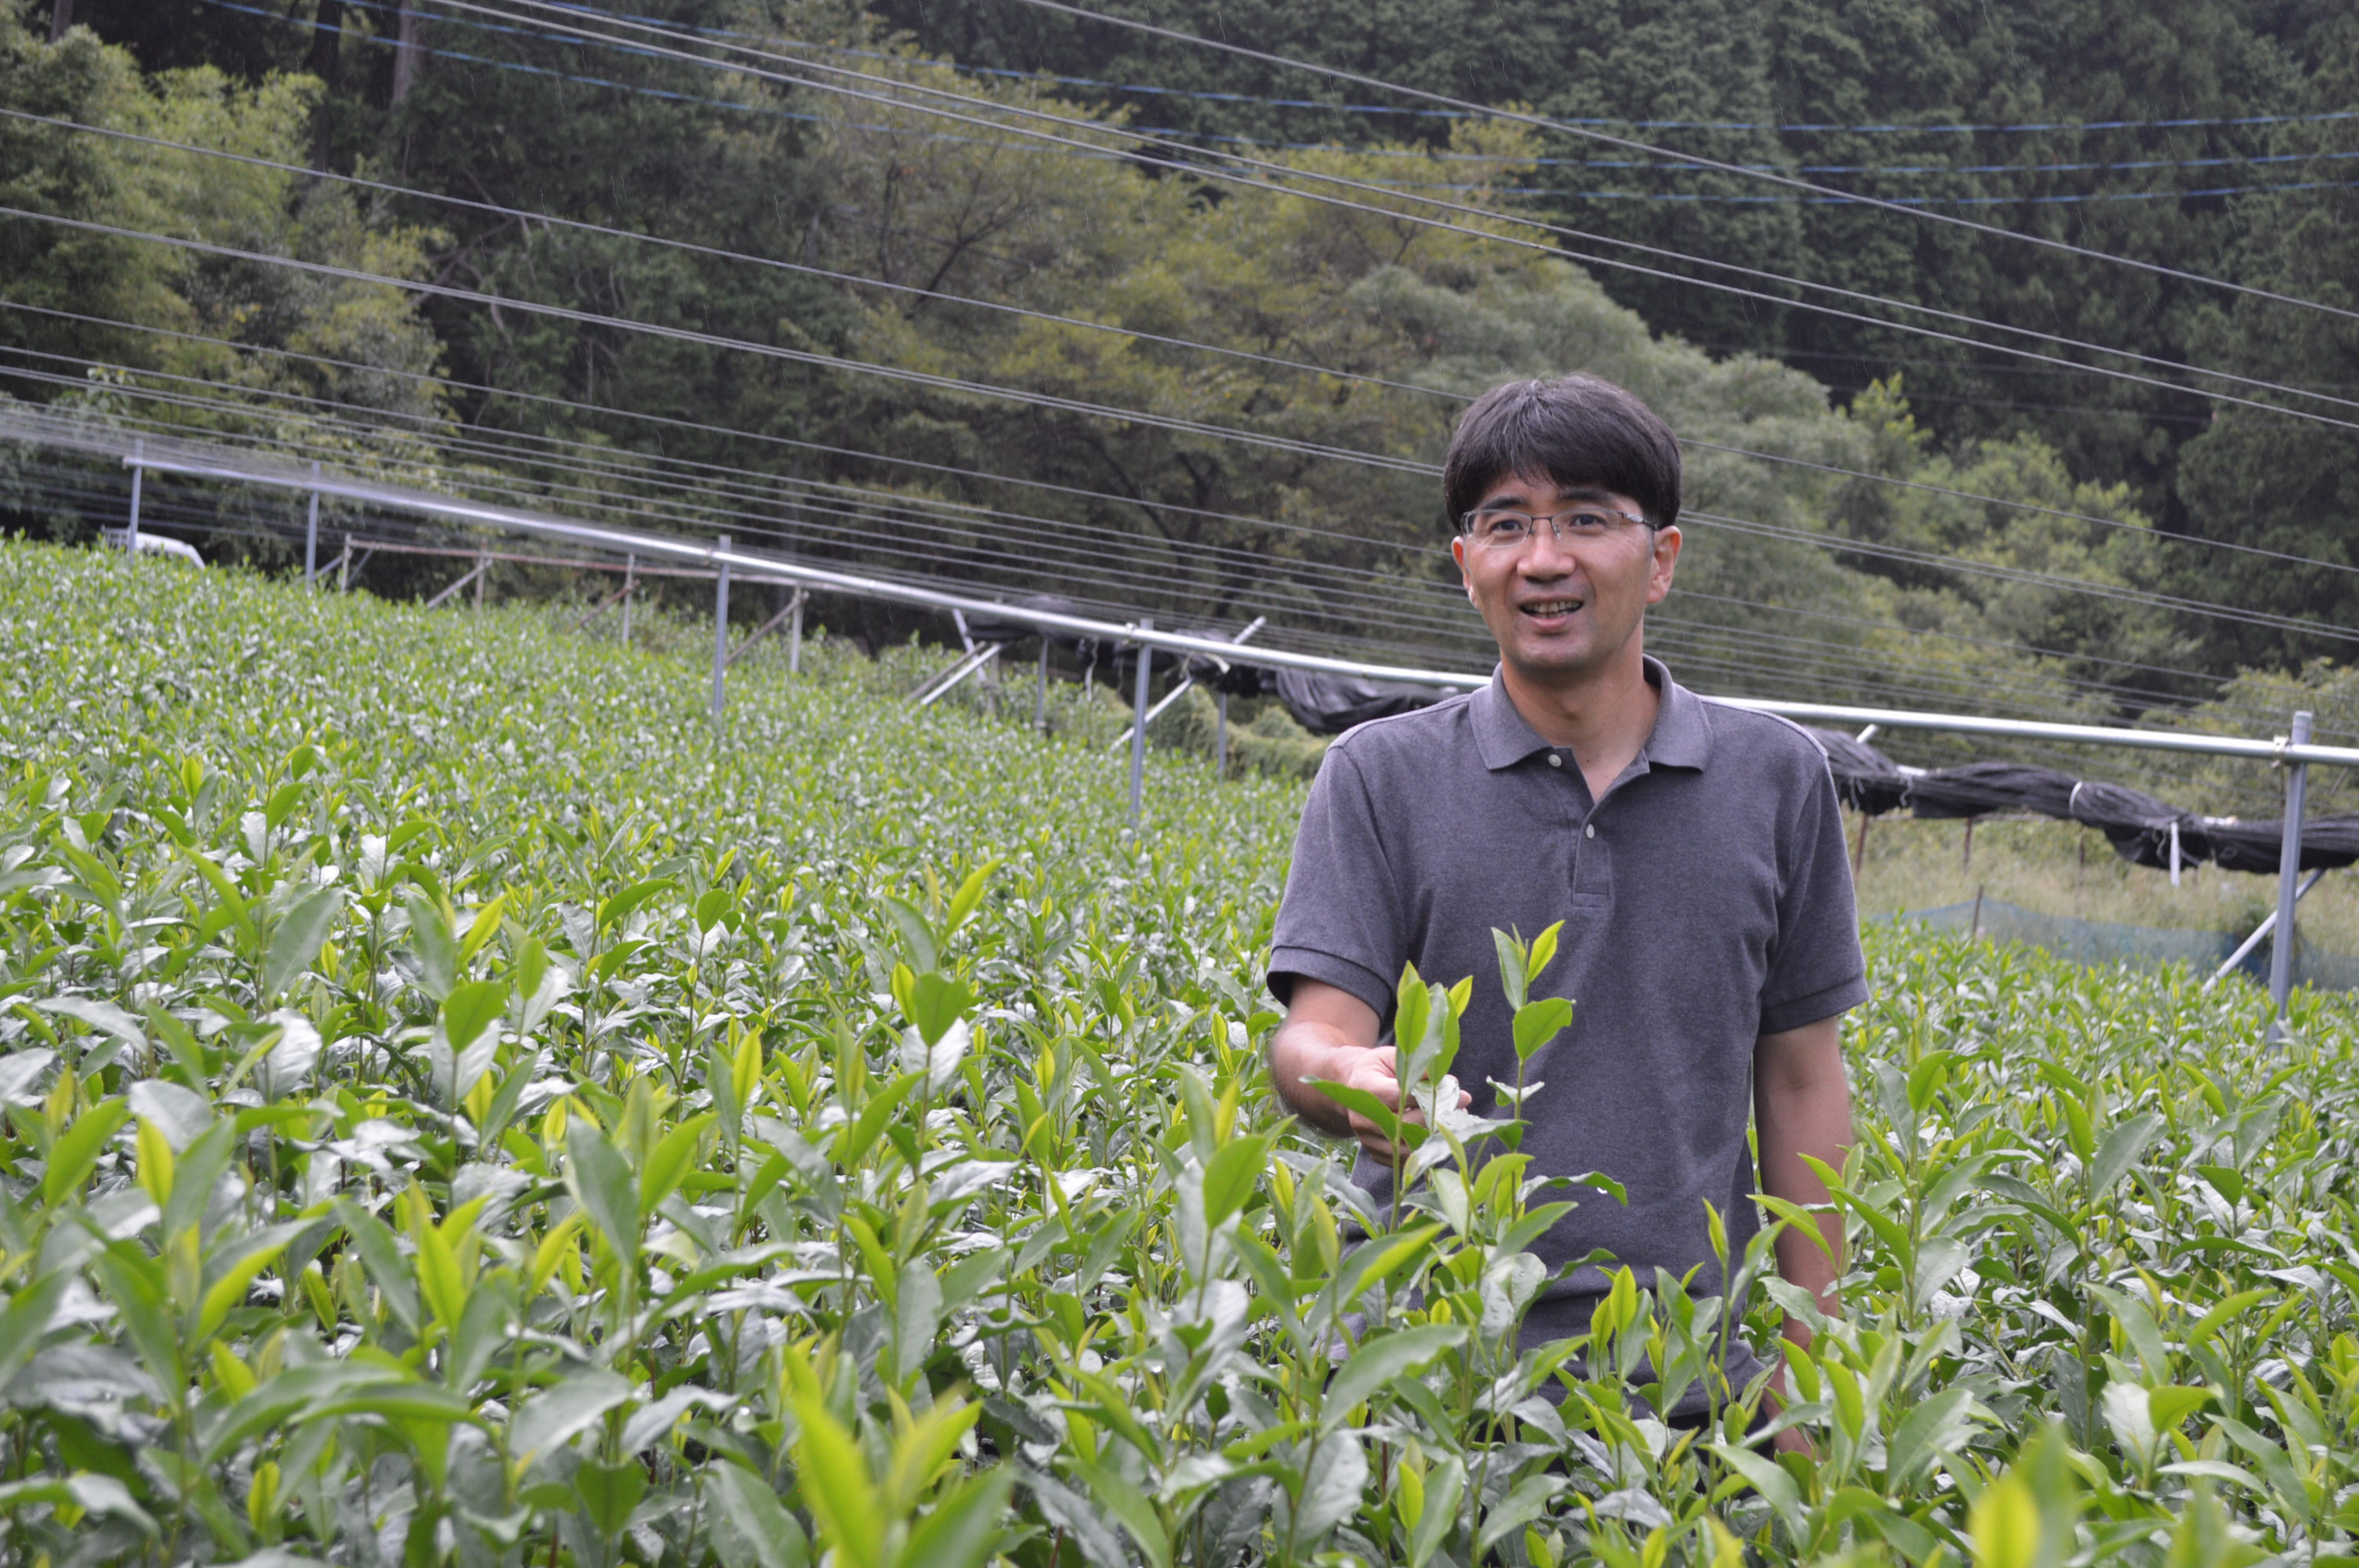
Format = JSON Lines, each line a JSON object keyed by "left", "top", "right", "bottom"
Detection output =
{"left": 1458, "top": 506, "right": 1651, "bottom": 549}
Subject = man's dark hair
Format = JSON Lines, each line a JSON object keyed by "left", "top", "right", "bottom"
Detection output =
{"left": 1441, "top": 375, "right": 1682, "bottom": 531}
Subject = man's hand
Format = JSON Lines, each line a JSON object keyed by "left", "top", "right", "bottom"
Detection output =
{"left": 1268, "top": 978, "right": 1468, "bottom": 1161}
{"left": 1755, "top": 1014, "right": 1852, "bottom": 1458}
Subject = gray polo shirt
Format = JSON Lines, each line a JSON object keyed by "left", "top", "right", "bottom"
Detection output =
{"left": 1268, "top": 659, "right": 1866, "bottom": 1403}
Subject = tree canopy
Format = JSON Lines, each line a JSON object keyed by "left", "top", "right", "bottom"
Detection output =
{"left": 5, "top": 0, "right": 2353, "bottom": 721}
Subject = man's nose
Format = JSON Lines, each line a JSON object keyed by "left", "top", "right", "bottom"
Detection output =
{"left": 1518, "top": 526, "right": 1579, "bottom": 575}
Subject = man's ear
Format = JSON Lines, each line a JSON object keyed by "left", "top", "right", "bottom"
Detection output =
{"left": 1645, "top": 525, "right": 1683, "bottom": 604}
{"left": 1451, "top": 533, "right": 1474, "bottom": 601}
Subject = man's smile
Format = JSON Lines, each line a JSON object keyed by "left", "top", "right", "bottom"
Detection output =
{"left": 1518, "top": 596, "right": 1585, "bottom": 623}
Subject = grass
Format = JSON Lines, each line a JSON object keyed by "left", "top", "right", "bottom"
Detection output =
{"left": 1851, "top": 811, "right": 2359, "bottom": 960}
{"left": 4, "top": 541, "right": 2358, "bottom": 1568}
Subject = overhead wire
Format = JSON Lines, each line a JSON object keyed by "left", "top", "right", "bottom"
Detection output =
{"left": 319, "top": 0, "right": 2359, "bottom": 139}
{"left": 275, "top": 0, "right": 2359, "bottom": 181}
{"left": 3, "top": 212, "right": 2341, "bottom": 652}
{"left": 235, "top": 0, "right": 2359, "bottom": 211}
{"left": 995, "top": 0, "right": 2359, "bottom": 328}
{"left": 24, "top": 403, "right": 2335, "bottom": 737}
{"left": 5, "top": 285, "right": 2345, "bottom": 702}
{"left": 28, "top": 111, "right": 2359, "bottom": 584}
{"left": 0, "top": 295, "right": 2284, "bottom": 720}
{"left": 7, "top": 354, "right": 2325, "bottom": 733}
{"left": 438, "top": 0, "right": 2359, "bottom": 426}
{"left": 0, "top": 287, "right": 2330, "bottom": 721}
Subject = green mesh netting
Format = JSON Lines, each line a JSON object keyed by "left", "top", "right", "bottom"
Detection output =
{"left": 1891, "top": 898, "right": 2359, "bottom": 992}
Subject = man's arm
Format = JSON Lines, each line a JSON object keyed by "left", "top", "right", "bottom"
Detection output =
{"left": 1268, "top": 979, "right": 1415, "bottom": 1160}
{"left": 1754, "top": 1014, "right": 1852, "bottom": 1343}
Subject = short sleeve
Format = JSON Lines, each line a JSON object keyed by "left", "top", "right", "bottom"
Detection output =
{"left": 1757, "top": 750, "right": 1871, "bottom": 1035}
{"left": 1267, "top": 745, "right": 1405, "bottom": 1019}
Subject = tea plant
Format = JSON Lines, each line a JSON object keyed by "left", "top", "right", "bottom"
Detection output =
{"left": 2, "top": 543, "right": 2357, "bottom": 1567}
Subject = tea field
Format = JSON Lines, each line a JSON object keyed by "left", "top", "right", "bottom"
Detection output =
{"left": 2, "top": 542, "right": 2357, "bottom": 1568}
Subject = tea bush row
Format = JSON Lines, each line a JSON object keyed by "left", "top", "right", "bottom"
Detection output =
{"left": 2, "top": 543, "right": 2357, "bottom": 1568}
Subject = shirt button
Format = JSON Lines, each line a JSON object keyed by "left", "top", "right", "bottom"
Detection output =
{"left": 1547, "top": 753, "right": 1563, "bottom": 768}
{"left": 1584, "top": 823, "right": 1596, "bottom": 838}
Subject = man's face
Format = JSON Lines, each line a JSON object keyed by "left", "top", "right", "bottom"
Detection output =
{"left": 1449, "top": 471, "right": 1681, "bottom": 684}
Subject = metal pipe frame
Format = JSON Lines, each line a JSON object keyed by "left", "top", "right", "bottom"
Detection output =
{"left": 2205, "top": 866, "right": 2329, "bottom": 993}
{"left": 75, "top": 436, "right": 2359, "bottom": 773}
{"left": 304, "top": 462, "right": 321, "bottom": 585}
{"left": 711, "top": 533, "right": 731, "bottom": 724}
{"left": 2269, "top": 710, "right": 2314, "bottom": 1026}
{"left": 1129, "top": 619, "right": 1153, "bottom": 829}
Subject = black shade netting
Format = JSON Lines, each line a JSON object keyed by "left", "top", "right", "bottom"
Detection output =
{"left": 1271, "top": 670, "right": 1445, "bottom": 735}
{"left": 1906, "top": 763, "right": 2081, "bottom": 821}
{"left": 2064, "top": 781, "right": 2202, "bottom": 871}
{"left": 1805, "top": 728, "right": 1910, "bottom": 817}
{"left": 2197, "top": 815, "right": 2359, "bottom": 873}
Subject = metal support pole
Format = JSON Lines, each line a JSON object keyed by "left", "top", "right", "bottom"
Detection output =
{"left": 1216, "top": 690, "right": 1229, "bottom": 779}
{"left": 304, "top": 463, "right": 321, "bottom": 585}
{"left": 1129, "top": 620, "right": 1152, "bottom": 829}
{"left": 2269, "top": 710, "right": 2313, "bottom": 1032}
{"left": 125, "top": 437, "right": 143, "bottom": 553}
{"left": 788, "top": 589, "right": 804, "bottom": 674}
{"left": 473, "top": 550, "right": 488, "bottom": 612}
{"left": 2168, "top": 820, "right": 2182, "bottom": 888}
{"left": 337, "top": 535, "right": 351, "bottom": 591}
{"left": 1036, "top": 639, "right": 1049, "bottom": 731}
{"left": 620, "top": 554, "right": 635, "bottom": 646}
{"left": 711, "top": 535, "right": 731, "bottom": 726}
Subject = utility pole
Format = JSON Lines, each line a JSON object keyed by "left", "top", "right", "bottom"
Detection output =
{"left": 49, "top": 0, "right": 73, "bottom": 42}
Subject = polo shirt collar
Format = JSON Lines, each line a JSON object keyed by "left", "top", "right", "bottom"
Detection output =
{"left": 1470, "top": 656, "right": 1715, "bottom": 773}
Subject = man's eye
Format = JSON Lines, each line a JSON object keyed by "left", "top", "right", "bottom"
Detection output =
{"left": 1484, "top": 516, "right": 1532, "bottom": 537}
{"left": 1565, "top": 513, "right": 1613, "bottom": 533}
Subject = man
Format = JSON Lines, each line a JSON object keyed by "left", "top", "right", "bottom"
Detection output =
{"left": 1267, "top": 374, "right": 1860, "bottom": 1439}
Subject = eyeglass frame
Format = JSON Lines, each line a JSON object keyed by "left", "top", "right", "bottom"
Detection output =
{"left": 1456, "top": 504, "right": 1656, "bottom": 548}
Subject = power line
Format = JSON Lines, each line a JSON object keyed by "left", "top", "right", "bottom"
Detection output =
{"left": 5, "top": 233, "right": 2350, "bottom": 662}
{"left": 997, "top": 0, "right": 2359, "bottom": 329}
{"left": 253, "top": 0, "right": 2359, "bottom": 423}
{"left": 22, "top": 372, "right": 2334, "bottom": 733}
{"left": 644, "top": 16, "right": 2359, "bottom": 139}
{"left": 28, "top": 113, "right": 2359, "bottom": 583}
{"left": 2, "top": 295, "right": 2276, "bottom": 710}
{"left": 443, "top": 0, "right": 2359, "bottom": 429}
{"left": 5, "top": 344, "right": 2334, "bottom": 723}
{"left": 0, "top": 440, "right": 2170, "bottom": 720}
{"left": 283, "top": 0, "right": 2359, "bottom": 175}
{"left": 0, "top": 296, "right": 1406, "bottom": 546}
{"left": 239, "top": 0, "right": 2359, "bottom": 217}
{"left": 0, "top": 204, "right": 1438, "bottom": 474}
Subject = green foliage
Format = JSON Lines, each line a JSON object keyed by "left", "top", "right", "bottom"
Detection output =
{"left": 2, "top": 543, "right": 2358, "bottom": 1566}
{"left": 3, "top": 2, "right": 2254, "bottom": 710}
{"left": 880, "top": 0, "right": 2359, "bottom": 660}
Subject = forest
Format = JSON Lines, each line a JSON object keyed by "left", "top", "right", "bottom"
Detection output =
{"left": 5, "top": 0, "right": 2358, "bottom": 729}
